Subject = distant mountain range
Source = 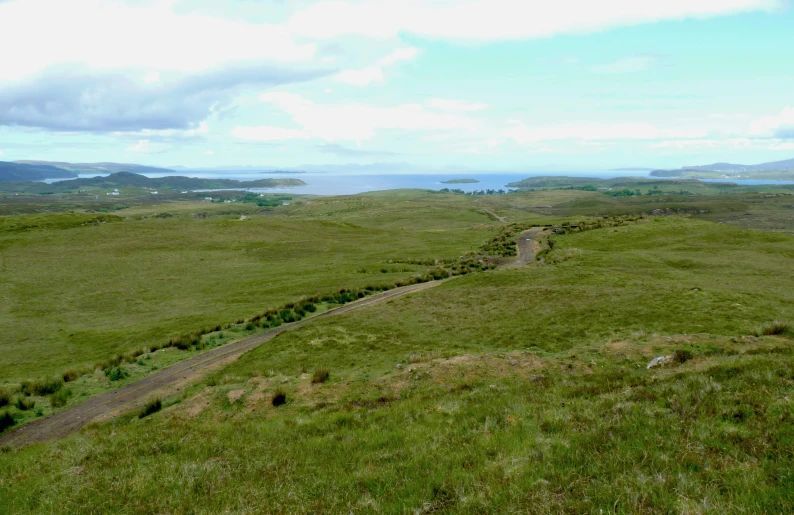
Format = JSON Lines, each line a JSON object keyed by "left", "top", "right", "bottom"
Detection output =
{"left": 0, "top": 171, "right": 306, "bottom": 193}
{"left": 652, "top": 157, "right": 794, "bottom": 178}
{"left": 0, "top": 160, "right": 177, "bottom": 183}
{"left": 14, "top": 160, "right": 176, "bottom": 175}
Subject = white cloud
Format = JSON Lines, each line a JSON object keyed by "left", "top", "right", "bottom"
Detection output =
{"left": 333, "top": 67, "right": 385, "bottom": 86}
{"left": 287, "top": 0, "right": 780, "bottom": 42}
{"left": 379, "top": 47, "right": 420, "bottom": 66}
{"left": 111, "top": 122, "right": 210, "bottom": 140}
{"left": 231, "top": 126, "right": 309, "bottom": 142}
{"left": 202, "top": 150, "right": 215, "bottom": 156}
{"left": 333, "top": 47, "right": 418, "bottom": 87}
{"left": 143, "top": 71, "right": 161, "bottom": 84}
{"left": 428, "top": 98, "right": 488, "bottom": 112}
{"left": 0, "top": 150, "right": 3, "bottom": 157}
{"left": 749, "top": 106, "right": 794, "bottom": 139}
{"left": 125, "top": 139, "right": 169, "bottom": 154}
{"left": 233, "top": 93, "right": 475, "bottom": 143}
{"left": 504, "top": 121, "right": 707, "bottom": 144}
{"left": 0, "top": 0, "right": 316, "bottom": 81}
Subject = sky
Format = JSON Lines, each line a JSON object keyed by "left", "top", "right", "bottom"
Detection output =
{"left": 0, "top": 0, "right": 793, "bottom": 171}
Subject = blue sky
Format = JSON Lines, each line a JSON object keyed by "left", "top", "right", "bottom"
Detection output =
{"left": 0, "top": 0, "right": 792, "bottom": 171}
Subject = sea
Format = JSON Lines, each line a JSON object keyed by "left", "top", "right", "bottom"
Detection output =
{"left": 43, "top": 170, "right": 794, "bottom": 195}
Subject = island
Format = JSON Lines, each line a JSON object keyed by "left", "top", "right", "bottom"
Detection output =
{"left": 442, "top": 178, "right": 480, "bottom": 184}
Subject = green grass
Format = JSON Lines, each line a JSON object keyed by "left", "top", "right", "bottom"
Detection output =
{"left": 0, "top": 197, "right": 502, "bottom": 383}
{"left": 2, "top": 217, "right": 794, "bottom": 512}
{"left": 3, "top": 189, "right": 794, "bottom": 511}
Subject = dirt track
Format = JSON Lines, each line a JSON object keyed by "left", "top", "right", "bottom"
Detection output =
{"left": 0, "top": 280, "right": 445, "bottom": 448}
{"left": 511, "top": 227, "right": 548, "bottom": 266}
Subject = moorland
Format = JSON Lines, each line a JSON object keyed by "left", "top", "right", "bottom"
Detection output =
{"left": 1, "top": 175, "right": 794, "bottom": 513}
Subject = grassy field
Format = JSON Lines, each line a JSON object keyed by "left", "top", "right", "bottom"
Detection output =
{"left": 0, "top": 193, "right": 516, "bottom": 385}
{"left": 2, "top": 214, "right": 794, "bottom": 512}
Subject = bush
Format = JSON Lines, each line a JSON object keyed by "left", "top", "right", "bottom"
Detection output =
{"left": 15, "top": 397, "right": 35, "bottom": 411}
{"left": 50, "top": 388, "right": 73, "bottom": 408}
{"left": 0, "top": 389, "right": 10, "bottom": 408}
{"left": 106, "top": 367, "right": 129, "bottom": 382}
{"left": 20, "top": 377, "right": 63, "bottom": 396}
{"left": 673, "top": 349, "right": 694, "bottom": 364}
{"left": 139, "top": 398, "right": 162, "bottom": 418}
{"left": 272, "top": 389, "right": 287, "bottom": 407}
{"left": 311, "top": 368, "right": 330, "bottom": 384}
{"left": 245, "top": 322, "right": 255, "bottom": 331}
{"left": 62, "top": 369, "right": 80, "bottom": 382}
{"left": 279, "top": 309, "right": 296, "bottom": 323}
{"left": 0, "top": 412, "right": 14, "bottom": 433}
{"left": 755, "top": 320, "right": 794, "bottom": 337}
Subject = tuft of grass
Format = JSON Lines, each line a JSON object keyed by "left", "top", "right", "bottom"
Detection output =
{"left": 311, "top": 368, "right": 330, "bottom": 384}
{"left": 673, "top": 349, "right": 694, "bottom": 364}
{"left": 15, "top": 397, "right": 35, "bottom": 411}
{"left": 0, "top": 411, "right": 14, "bottom": 433}
{"left": 106, "top": 367, "right": 129, "bottom": 382}
{"left": 755, "top": 320, "right": 794, "bottom": 337}
{"left": 20, "top": 377, "right": 63, "bottom": 396}
{"left": 62, "top": 369, "right": 80, "bottom": 382}
{"left": 0, "top": 389, "right": 10, "bottom": 408}
{"left": 139, "top": 398, "right": 162, "bottom": 419}
{"left": 271, "top": 389, "right": 287, "bottom": 407}
{"left": 50, "top": 388, "right": 73, "bottom": 408}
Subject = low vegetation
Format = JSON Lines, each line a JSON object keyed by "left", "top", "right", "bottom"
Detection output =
{"left": 4, "top": 184, "right": 794, "bottom": 511}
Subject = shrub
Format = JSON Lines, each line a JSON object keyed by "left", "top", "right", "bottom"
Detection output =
{"left": 305, "top": 303, "right": 317, "bottom": 313}
{"left": 673, "top": 349, "right": 694, "bottom": 364}
{"left": 311, "top": 368, "right": 330, "bottom": 384}
{"left": 50, "top": 388, "right": 73, "bottom": 408}
{"left": 272, "top": 389, "right": 287, "bottom": 407}
{"left": 245, "top": 322, "right": 255, "bottom": 331}
{"left": 106, "top": 367, "right": 129, "bottom": 382}
{"left": 20, "top": 377, "right": 63, "bottom": 396}
{"left": 279, "top": 309, "right": 296, "bottom": 323}
{"left": 0, "top": 389, "right": 10, "bottom": 408}
{"left": 15, "top": 397, "right": 35, "bottom": 411}
{"left": 0, "top": 412, "right": 14, "bottom": 433}
{"left": 755, "top": 320, "right": 794, "bottom": 337}
{"left": 139, "top": 398, "right": 162, "bottom": 418}
{"left": 62, "top": 369, "right": 80, "bottom": 382}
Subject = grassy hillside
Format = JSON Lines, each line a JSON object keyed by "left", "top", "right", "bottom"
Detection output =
{"left": 2, "top": 217, "right": 793, "bottom": 512}
{"left": 0, "top": 196, "right": 499, "bottom": 384}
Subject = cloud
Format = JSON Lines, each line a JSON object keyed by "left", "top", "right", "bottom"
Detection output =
{"left": 0, "top": 0, "right": 317, "bottom": 82}
{"left": 333, "top": 67, "right": 385, "bottom": 86}
{"left": 232, "top": 93, "right": 475, "bottom": 143}
{"left": 379, "top": 47, "right": 420, "bottom": 66}
{"left": 231, "top": 126, "right": 309, "bottom": 142}
{"left": 333, "top": 47, "right": 418, "bottom": 87}
{"left": 0, "top": 63, "right": 330, "bottom": 132}
{"left": 504, "top": 120, "right": 707, "bottom": 144}
{"left": 749, "top": 106, "right": 794, "bottom": 139}
{"left": 287, "top": 0, "right": 781, "bottom": 42}
{"left": 592, "top": 54, "right": 667, "bottom": 74}
{"left": 428, "top": 98, "right": 488, "bottom": 112}
{"left": 316, "top": 143, "right": 400, "bottom": 157}
{"left": 202, "top": 150, "right": 215, "bottom": 156}
{"left": 125, "top": 139, "right": 169, "bottom": 154}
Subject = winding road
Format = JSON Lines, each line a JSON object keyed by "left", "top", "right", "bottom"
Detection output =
{"left": 1, "top": 227, "right": 550, "bottom": 448}
{"left": 0, "top": 281, "right": 446, "bottom": 447}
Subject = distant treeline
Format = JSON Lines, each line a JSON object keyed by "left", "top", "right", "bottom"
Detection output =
{"left": 437, "top": 188, "right": 510, "bottom": 195}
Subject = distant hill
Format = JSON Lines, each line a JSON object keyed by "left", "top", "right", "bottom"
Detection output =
{"left": 651, "top": 157, "right": 794, "bottom": 179}
{"left": 0, "top": 172, "right": 307, "bottom": 193}
{"left": 14, "top": 161, "right": 176, "bottom": 175}
{"left": 0, "top": 161, "right": 77, "bottom": 182}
